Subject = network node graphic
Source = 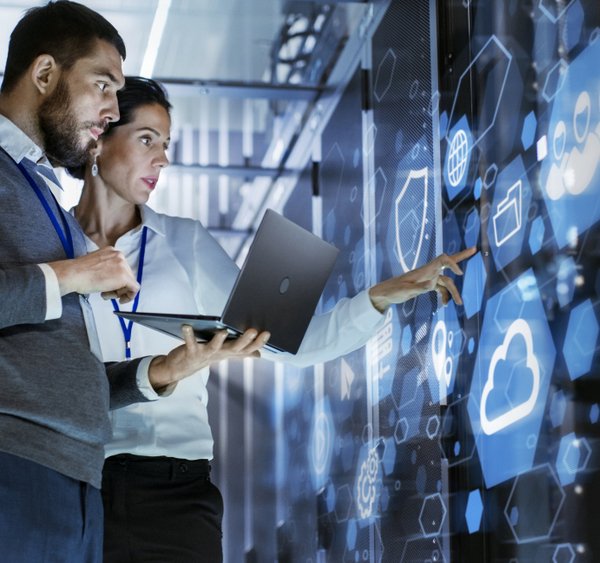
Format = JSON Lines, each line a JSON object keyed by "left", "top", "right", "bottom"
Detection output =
{"left": 465, "top": 490, "right": 483, "bottom": 533}
{"left": 540, "top": 39, "right": 600, "bottom": 248}
{"left": 528, "top": 216, "right": 545, "bottom": 255}
{"left": 426, "top": 302, "right": 462, "bottom": 403}
{"left": 563, "top": 299, "right": 599, "bottom": 380}
{"left": 462, "top": 252, "right": 487, "bottom": 319}
{"left": 309, "top": 396, "right": 335, "bottom": 490}
{"left": 468, "top": 270, "right": 556, "bottom": 487}
{"left": 556, "top": 432, "right": 592, "bottom": 486}
{"left": 443, "top": 116, "right": 472, "bottom": 201}
{"left": 521, "top": 111, "right": 538, "bottom": 150}
{"left": 504, "top": 464, "right": 566, "bottom": 543}
{"left": 355, "top": 442, "right": 382, "bottom": 522}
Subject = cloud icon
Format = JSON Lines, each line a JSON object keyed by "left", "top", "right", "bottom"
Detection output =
{"left": 480, "top": 319, "right": 541, "bottom": 435}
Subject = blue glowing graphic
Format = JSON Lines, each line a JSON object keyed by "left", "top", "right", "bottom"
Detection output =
{"left": 426, "top": 301, "right": 463, "bottom": 403}
{"left": 418, "top": 493, "right": 447, "bottom": 537}
{"left": 528, "top": 216, "right": 545, "bottom": 254}
{"left": 563, "top": 0, "right": 584, "bottom": 52}
{"left": 426, "top": 416, "right": 440, "bottom": 439}
{"left": 487, "top": 156, "right": 533, "bottom": 271}
{"left": 540, "top": 39, "right": 600, "bottom": 249}
{"left": 468, "top": 338, "right": 475, "bottom": 354}
{"left": 443, "top": 115, "right": 472, "bottom": 201}
{"left": 464, "top": 208, "right": 481, "bottom": 249}
{"left": 556, "top": 257, "right": 577, "bottom": 307}
{"left": 563, "top": 299, "right": 599, "bottom": 380}
{"left": 550, "top": 390, "right": 567, "bottom": 428}
{"left": 591, "top": 404, "right": 600, "bottom": 423}
{"left": 309, "top": 396, "right": 335, "bottom": 490}
{"left": 463, "top": 252, "right": 487, "bottom": 319}
{"left": 466, "top": 490, "right": 484, "bottom": 533}
{"left": 401, "top": 325, "right": 412, "bottom": 356}
{"left": 354, "top": 441, "right": 382, "bottom": 524}
{"left": 370, "top": 306, "right": 401, "bottom": 405}
{"left": 484, "top": 163, "right": 498, "bottom": 189}
{"left": 521, "top": 111, "right": 537, "bottom": 150}
{"left": 474, "top": 177, "right": 482, "bottom": 200}
{"left": 556, "top": 432, "right": 592, "bottom": 486}
{"left": 382, "top": 437, "right": 396, "bottom": 476}
{"left": 346, "top": 518, "right": 357, "bottom": 549}
{"left": 467, "top": 270, "right": 556, "bottom": 487}
{"left": 553, "top": 544, "right": 576, "bottom": 563}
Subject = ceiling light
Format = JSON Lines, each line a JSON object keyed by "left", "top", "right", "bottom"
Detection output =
{"left": 140, "top": 0, "right": 172, "bottom": 78}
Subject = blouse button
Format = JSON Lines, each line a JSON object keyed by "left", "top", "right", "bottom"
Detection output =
{"left": 179, "top": 463, "right": 189, "bottom": 473}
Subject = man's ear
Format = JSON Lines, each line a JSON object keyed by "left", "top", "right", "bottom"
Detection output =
{"left": 30, "top": 54, "right": 60, "bottom": 96}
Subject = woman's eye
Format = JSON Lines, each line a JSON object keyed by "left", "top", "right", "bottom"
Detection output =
{"left": 141, "top": 137, "right": 152, "bottom": 146}
{"left": 98, "top": 83, "right": 107, "bottom": 92}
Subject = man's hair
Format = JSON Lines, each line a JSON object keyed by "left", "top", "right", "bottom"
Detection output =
{"left": 1, "top": 1, "right": 126, "bottom": 95}
{"left": 67, "top": 76, "right": 172, "bottom": 179}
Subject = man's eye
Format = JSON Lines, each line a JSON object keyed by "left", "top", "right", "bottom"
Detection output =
{"left": 141, "top": 137, "right": 152, "bottom": 145}
{"left": 98, "top": 83, "right": 107, "bottom": 92}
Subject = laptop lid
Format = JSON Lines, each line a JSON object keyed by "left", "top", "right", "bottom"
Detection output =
{"left": 221, "top": 209, "right": 339, "bottom": 354}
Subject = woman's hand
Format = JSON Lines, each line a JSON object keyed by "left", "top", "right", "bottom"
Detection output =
{"left": 368, "top": 247, "right": 478, "bottom": 313}
{"left": 148, "top": 326, "right": 270, "bottom": 393}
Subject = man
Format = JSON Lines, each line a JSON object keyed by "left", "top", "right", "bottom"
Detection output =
{"left": 0, "top": 3, "right": 266, "bottom": 561}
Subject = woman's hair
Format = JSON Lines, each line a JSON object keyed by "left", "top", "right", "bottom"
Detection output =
{"left": 67, "top": 76, "right": 172, "bottom": 179}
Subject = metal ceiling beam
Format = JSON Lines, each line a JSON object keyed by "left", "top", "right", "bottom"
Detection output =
{"left": 157, "top": 78, "right": 322, "bottom": 101}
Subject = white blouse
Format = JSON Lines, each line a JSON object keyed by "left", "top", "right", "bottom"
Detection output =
{"left": 86, "top": 205, "right": 384, "bottom": 461}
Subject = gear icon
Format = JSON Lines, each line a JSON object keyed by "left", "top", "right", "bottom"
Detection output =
{"left": 356, "top": 447, "right": 379, "bottom": 519}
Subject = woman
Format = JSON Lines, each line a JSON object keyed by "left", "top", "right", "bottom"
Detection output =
{"left": 71, "top": 77, "right": 473, "bottom": 562}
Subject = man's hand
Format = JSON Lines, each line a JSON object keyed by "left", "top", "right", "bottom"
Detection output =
{"left": 48, "top": 247, "right": 140, "bottom": 304}
{"left": 148, "top": 326, "right": 271, "bottom": 393}
{"left": 368, "top": 247, "right": 478, "bottom": 313}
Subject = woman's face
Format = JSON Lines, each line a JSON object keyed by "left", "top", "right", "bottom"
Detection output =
{"left": 96, "top": 102, "right": 170, "bottom": 205}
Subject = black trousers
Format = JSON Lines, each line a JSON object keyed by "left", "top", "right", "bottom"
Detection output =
{"left": 101, "top": 454, "right": 223, "bottom": 563}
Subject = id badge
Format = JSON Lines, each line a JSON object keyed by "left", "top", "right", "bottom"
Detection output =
{"left": 79, "top": 295, "right": 103, "bottom": 362}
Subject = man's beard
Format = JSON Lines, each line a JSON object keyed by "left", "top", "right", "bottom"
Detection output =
{"left": 38, "top": 77, "right": 101, "bottom": 168}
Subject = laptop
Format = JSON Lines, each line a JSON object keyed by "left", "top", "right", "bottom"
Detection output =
{"left": 115, "top": 209, "right": 340, "bottom": 354}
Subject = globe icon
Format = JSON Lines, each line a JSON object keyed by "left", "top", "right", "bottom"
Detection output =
{"left": 448, "top": 129, "right": 469, "bottom": 187}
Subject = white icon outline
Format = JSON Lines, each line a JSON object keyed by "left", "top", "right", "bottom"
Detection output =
{"left": 431, "top": 320, "right": 453, "bottom": 389}
{"left": 312, "top": 411, "right": 331, "bottom": 474}
{"left": 493, "top": 179, "right": 522, "bottom": 247}
{"left": 341, "top": 358, "right": 355, "bottom": 400}
{"left": 447, "top": 129, "right": 469, "bottom": 187}
{"left": 356, "top": 447, "right": 379, "bottom": 519}
{"left": 480, "top": 319, "right": 541, "bottom": 435}
{"left": 395, "top": 168, "right": 428, "bottom": 273}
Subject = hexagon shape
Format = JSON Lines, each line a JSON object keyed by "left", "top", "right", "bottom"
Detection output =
{"left": 364, "top": 123, "right": 377, "bottom": 157}
{"left": 529, "top": 216, "right": 545, "bottom": 255}
{"left": 556, "top": 257, "right": 577, "bottom": 308}
{"left": 462, "top": 252, "right": 487, "bottom": 319}
{"left": 556, "top": 432, "right": 592, "bottom": 486}
{"left": 427, "top": 416, "right": 440, "bottom": 439}
{"left": 463, "top": 208, "right": 481, "bottom": 249}
{"left": 542, "top": 59, "right": 568, "bottom": 103}
{"left": 327, "top": 483, "right": 336, "bottom": 512}
{"left": 320, "top": 142, "right": 345, "bottom": 202}
{"left": 465, "top": 490, "right": 483, "bottom": 533}
{"left": 419, "top": 493, "right": 447, "bottom": 537}
{"left": 521, "top": 111, "right": 537, "bottom": 150}
{"left": 382, "top": 437, "right": 397, "bottom": 476}
{"left": 454, "top": 441, "right": 460, "bottom": 456}
{"left": 539, "top": 0, "right": 576, "bottom": 24}
{"left": 468, "top": 338, "right": 475, "bottom": 354}
{"left": 553, "top": 544, "right": 575, "bottom": 563}
{"left": 590, "top": 404, "right": 599, "bottom": 423}
{"left": 563, "top": 299, "right": 599, "bottom": 380}
{"left": 474, "top": 178, "right": 482, "bottom": 200}
{"left": 550, "top": 390, "right": 567, "bottom": 428}
{"left": 402, "top": 325, "right": 413, "bottom": 355}
{"left": 361, "top": 167, "right": 387, "bottom": 227}
{"left": 374, "top": 49, "right": 396, "bottom": 102}
{"left": 334, "top": 484, "right": 353, "bottom": 523}
{"left": 402, "top": 298, "right": 417, "bottom": 318}
{"left": 484, "top": 164, "right": 498, "bottom": 189}
{"left": 504, "top": 464, "right": 566, "bottom": 542}
{"left": 562, "top": 0, "right": 584, "bottom": 52}
{"left": 346, "top": 518, "right": 357, "bottom": 550}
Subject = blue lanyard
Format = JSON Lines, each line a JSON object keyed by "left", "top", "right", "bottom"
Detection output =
{"left": 16, "top": 161, "right": 74, "bottom": 259}
{"left": 111, "top": 226, "right": 148, "bottom": 358}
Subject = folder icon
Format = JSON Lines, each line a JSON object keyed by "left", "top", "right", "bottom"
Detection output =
{"left": 493, "top": 180, "right": 522, "bottom": 247}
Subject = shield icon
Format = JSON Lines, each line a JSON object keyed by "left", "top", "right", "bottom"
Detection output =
{"left": 395, "top": 168, "right": 428, "bottom": 273}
